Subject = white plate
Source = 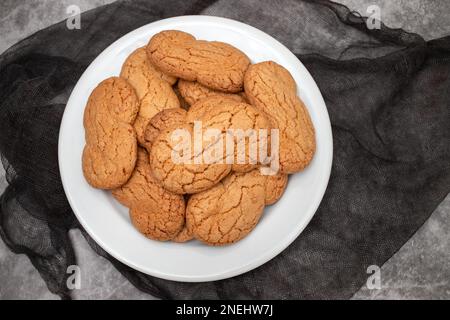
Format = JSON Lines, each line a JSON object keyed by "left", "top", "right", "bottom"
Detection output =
{"left": 58, "top": 16, "right": 333, "bottom": 282}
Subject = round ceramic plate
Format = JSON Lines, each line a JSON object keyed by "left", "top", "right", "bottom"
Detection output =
{"left": 59, "top": 16, "right": 333, "bottom": 282}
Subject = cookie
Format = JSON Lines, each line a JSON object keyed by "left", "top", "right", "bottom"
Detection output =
{"left": 130, "top": 200, "right": 185, "bottom": 241}
{"left": 264, "top": 173, "right": 288, "bottom": 205}
{"left": 147, "top": 30, "right": 250, "bottom": 92}
{"left": 178, "top": 79, "right": 246, "bottom": 106}
{"left": 82, "top": 77, "right": 139, "bottom": 189}
{"left": 186, "top": 169, "right": 266, "bottom": 246}
{"left": 244, "top": 61, "right": 316, "bottom": 173}
{"left": 172, "top": 226, "right": 194, "bottom": 243}
{"left": 186, "top": 96, "right": 271, "bottom": 173}
{"left": 173, "top": 195, "right": 194, "bottom": 243}
{"left": 112, "top": 148, "right": 185, "bottom": 209}
{"left": 113, "top": 149, "right": 185, "bottom": 241}
{"left": 120, "top": 47, "right": 180, "bottom": 145}
{"left": 142, "top": 108, "right": 187, "bottom": 152}
{"left": 121, "top": 47, "right": 177, "bottom": 86}
{"left": 149, "top": 123, "right": 232, "bottom": 194}
{"left": 173, "top": 86, "right": 190, "bottom": 110}
{"left": 149, "top": 95, "right": 274, "bottom": 193}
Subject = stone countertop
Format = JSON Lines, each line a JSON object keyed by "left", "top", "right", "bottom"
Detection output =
{"left": 0, "top": 0, "right": 449, "bottom": 300}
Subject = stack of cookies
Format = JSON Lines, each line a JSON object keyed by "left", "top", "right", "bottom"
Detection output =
{"left": 82, "top": 30, "right": 315, "bottom": 246}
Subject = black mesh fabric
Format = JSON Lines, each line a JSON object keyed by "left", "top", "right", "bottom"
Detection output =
{"left": 0, "top": 0, "right": 449, "bottom": 299}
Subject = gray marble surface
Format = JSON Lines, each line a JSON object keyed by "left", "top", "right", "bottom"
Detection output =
{"left": 0, "top": 0, "right": 448, "bottom": 300}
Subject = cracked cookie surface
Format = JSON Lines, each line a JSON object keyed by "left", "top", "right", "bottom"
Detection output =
{"left": 173, "top": 86, "right": 190, "bottom": 110}
{"left": 178, "top": 79, "right": 246, "bottom": 106}
{"left": 113, "top": 149, "right": 185, "bottom": 241}
{"left": 130, "top": 199, "right": 185, "bottom": 241}
{"left": 187, "top": 96, "right": 271, "bottom": 173}
{"left": 150, "top": 95, "right": 272, "bottom": 194}
{"left": 120, "top": 47, "right": 180, "bottom": 145}
{"left": 82, "top": 77, "right": 139, "bottom": 189}
{"left": 264, "top": 173, "right": 288, "bottom": 205}
{"left": 121, "top": 47, "right": 177, "bottom": 86}
{"left": 149, "top": 123, "right": 232, "bottom": 194}
{"left": 142, "top": 108, "right": 187, "bottom": 152}
{"left": 112, "top": 148, "right": 185, "bottom": 209}
{"left": 147, "top": 30, "right": 250, "bottom": 93}
{"left": 172, "top": 225, "right": 194, "bottom": 243}
{"left": 186, "top": 169, "right": 266, "bottom": 245}
{"left": 244, "top": 61, "right": 316, "bottom": 173}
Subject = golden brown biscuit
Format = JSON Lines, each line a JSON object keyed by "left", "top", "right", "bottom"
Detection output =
{"left": 149, "top": 96, "right": 273, "bottom": 194}
{"left": 149, "top": 123, "right": 232, "bottom": 194}
{"left": 112, "top": 148, "right": 185, "bottom": 209}
{"left": 186, "top": 170, "right": 266, "bottom": 246}
{"left": 82, "top": 77, "right": 139, "bottom": 189}
{"left": 142, "top": 108, "right": 187, "bottom": 152}
{"left": 113, "top": 149, "right": 185, "bottom": 241}
{"left": 244, "top": 61, "right": 316, "bottom": 174}
{"left": 240, "top": 92, "right": 249, "bottom": 103}
{"left": 147, "top": 30, "right": 250, "bottom": 92}
{"left": 172, "top": 226, "right": 194, "bottom": 243}
{"left": 172, "top": 195, "right": 194, "bottom": 243}
{"left": 186, "top": 96, "right": 271, "bottom": 173}
{"left": 178, "top": 80, "right": 246, "bottom": 106}
{"left": 121, "top": 47, "right": 177, "bottom": 85}
{"left": 130, "top": 200, "right": 185, "bottom": 241}
{"left": 120, "top": 47, "right": 180, "bottom": 145}
{"left": 264, "top": 173, "right": 288, "bottom": 205}
{"left": 173, "top": 86, "right": 190, "bottom": 110}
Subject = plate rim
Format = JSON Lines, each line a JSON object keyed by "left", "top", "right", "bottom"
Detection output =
{"left": 58, "top": 15, "right": 333, "bottom": 282}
